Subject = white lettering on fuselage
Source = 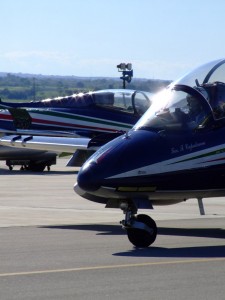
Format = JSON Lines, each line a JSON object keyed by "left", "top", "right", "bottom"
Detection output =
{"left": 171, "top": 142, "right": 206, "bottom": 154}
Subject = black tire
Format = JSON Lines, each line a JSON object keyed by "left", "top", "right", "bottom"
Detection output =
{"left": 127, "top": 214, "right": 157, "bottom": 248}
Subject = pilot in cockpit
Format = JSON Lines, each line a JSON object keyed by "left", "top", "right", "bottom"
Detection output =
{"left": 186, "top": 94, "right": 206, "bottom": 125}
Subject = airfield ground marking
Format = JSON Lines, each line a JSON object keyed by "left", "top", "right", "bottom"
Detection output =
{"left": 0, "top": 257, "right": 225, "bottom": 277}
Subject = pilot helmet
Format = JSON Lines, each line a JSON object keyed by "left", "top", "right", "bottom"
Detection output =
{"left": 186, "top": 94, "right": 202, "bottom": 114}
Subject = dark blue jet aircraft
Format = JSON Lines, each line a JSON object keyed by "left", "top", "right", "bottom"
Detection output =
{"left": 74, "top": 58, "right": 225, "bottom": 247}
{"left": 0, "top": 89, "right": 151, "bottom": 171}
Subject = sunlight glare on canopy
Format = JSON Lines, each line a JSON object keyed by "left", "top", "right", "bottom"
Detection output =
{"left": 133, "top": 88, "right": 171, "bottom": 130}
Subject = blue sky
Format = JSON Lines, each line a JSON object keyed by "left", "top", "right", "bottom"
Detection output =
{"left": 1, "top": 0, "right": 225, "bottom": 80}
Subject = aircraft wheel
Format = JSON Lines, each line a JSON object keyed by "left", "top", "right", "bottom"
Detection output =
{"left": 127, "top": 214, "right": 157, "bottom": 248}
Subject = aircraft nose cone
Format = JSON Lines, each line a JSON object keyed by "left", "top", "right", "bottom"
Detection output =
{"left": 77, "top": 162, "right": 101, "bottom": 192}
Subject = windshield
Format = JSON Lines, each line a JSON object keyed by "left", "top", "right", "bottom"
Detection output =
{"left": 134, "top": 85, "right": 212, "bottom": 132}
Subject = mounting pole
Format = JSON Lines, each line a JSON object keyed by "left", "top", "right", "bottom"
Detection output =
{"left": 197, "top": 198, "right": 205, "bottom": 215}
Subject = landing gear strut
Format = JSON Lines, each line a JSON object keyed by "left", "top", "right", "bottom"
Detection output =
{"left": 120, "top": 201, "right": 157, "bottom": 247}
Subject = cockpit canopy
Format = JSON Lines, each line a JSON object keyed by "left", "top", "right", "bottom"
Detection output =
{"left": 40, "top": 89, "right": 152, "bottom": 116}
{"left": 93, "top": 89, "right": 152, "bottom": 116}
{"left": 134, "top": 59, "right": 225, "bottom": 132}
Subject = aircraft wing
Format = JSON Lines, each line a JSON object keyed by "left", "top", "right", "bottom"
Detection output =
{"left": 0, "top": 127, "right": 83, "bottom": 138}
{"left": 0, "top": 135, "right": 92, "bottom": 153}
{"left": 0, "top": 131, "right": 123, "bottom": 154}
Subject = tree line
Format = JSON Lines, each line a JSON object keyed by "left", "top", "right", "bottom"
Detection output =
{"left": 0, "top": 73, "right": 171, "bottom": 102}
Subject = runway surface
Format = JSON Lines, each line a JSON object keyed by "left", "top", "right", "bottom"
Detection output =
{"left": 1, "top": 158, "right": 225, "bottom": 299}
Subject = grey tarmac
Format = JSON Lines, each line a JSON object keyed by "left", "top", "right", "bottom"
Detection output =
{"left": 0, "top": 158, "right": 225, "bottom": 300}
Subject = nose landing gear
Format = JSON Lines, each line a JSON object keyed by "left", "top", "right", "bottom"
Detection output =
{"left": 120, "top": 201, "right": 157, "bottom": 248}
